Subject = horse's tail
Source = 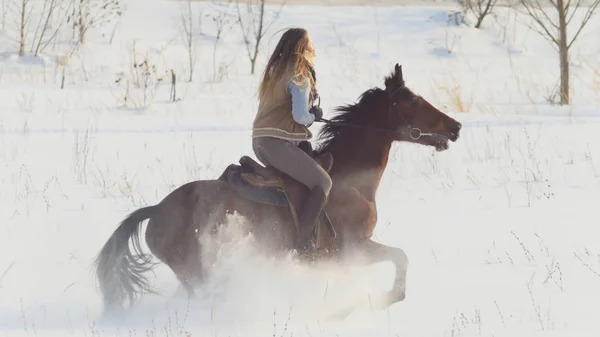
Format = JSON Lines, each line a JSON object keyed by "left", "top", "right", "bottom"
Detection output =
{"left": 93, "top": 205, "right": 159, "bottom": 314}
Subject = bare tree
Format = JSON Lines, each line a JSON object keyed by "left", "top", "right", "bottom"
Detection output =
{"left": 180, "top": 0, "right": 196, "bottom": 82}
{"left": 235, "top": 0, "right": 286, "bottom": 74}
{"left": 68, "top": 0, "right": 121, "bottom": 44}
{"left": 460, "top": 0, "right": 499, "bottom": 28}
{"left": 1, "top": 0, "right": 8, "bottom": 31}
{"left": 30, "top": 0, "right": 58, "bottom": 55}
{"left": 519, "top": 0, "right": 600, "bottom": 104}
{"left": 18, "top": 0, "right": 29, "bottom": 56}
{"left": 207, "top": 0, "right": 237, "bottom": 81}
{"left": 30, "top": 0, "right": 71, "bottom": 56}
{"left": 6, "top": 0, "right": 70, "bottom": 58}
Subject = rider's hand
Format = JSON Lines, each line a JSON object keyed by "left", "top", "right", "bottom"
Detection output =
{"left": 309, "top": 105, "right": 323, "bottom": 121}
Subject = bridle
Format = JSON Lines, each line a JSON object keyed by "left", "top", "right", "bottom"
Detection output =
{"left": 314, "top": 84, "right": 446, "bottom": 142}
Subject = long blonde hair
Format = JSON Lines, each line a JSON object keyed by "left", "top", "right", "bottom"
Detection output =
{"left": 258, "top": 28, "right": 316, "bottom": 100}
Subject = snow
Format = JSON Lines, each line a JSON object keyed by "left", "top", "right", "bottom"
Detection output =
{"left": 1, "top": 0, "right": 600, "bottom": 336}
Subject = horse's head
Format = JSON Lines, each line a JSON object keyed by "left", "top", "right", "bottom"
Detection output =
{"left": 384, "top": 63, "right": 461, "bottom": 151}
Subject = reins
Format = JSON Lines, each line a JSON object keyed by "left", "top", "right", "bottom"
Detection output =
{"left": 313, "top": 86, "right": 446, "bottom": 142}
{"left": 316, "top": 117, "right": 431, "bottom": 141}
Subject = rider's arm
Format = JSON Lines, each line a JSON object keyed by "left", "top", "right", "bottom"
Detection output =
{"left": 288, "top": 77, "right": 315, "bottom": 126}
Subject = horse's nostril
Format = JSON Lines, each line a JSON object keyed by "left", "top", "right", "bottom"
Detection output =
{"left": 450, "top": 123, "right": 461, "bottom": 135}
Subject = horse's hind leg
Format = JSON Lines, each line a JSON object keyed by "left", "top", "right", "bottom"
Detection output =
{"left": 164, "top": 237, "right": 204, "bottom": 299}
{"left": 166, "top": 230, "right": 203, "bottom": 297}
{"left": 145, "top": 219, "right": 204, "bottom": 300}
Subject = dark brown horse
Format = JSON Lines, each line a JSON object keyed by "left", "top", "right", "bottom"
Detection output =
{"left": 93, "top": 64, "right": 462, "bottom": 318}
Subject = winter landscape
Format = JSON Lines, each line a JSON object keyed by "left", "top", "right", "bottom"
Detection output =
{"left": 1, "top": 0, "right": 600, "bottom": 336}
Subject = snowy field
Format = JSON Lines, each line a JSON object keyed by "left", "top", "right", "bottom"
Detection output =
{"left": 1, "top": 0, "right": 600, "bottom": 336}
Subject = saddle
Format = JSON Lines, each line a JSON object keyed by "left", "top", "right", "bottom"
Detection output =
{"left": 217, "top": 141, "right": 336, "bottom": 247}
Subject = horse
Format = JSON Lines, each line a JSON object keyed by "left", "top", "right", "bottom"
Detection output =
{"left": 93, "top": 63, "right": 462, "bottom": 318}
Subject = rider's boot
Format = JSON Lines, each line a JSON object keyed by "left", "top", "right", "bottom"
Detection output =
{"left": 296, "top": 185, "right": 327, "bottom": 259}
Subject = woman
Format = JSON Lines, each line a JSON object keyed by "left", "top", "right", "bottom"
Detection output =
{"left": 251, "top": 27, "right": 330, "bottom": 256}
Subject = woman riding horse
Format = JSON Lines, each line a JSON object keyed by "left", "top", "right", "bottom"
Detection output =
{"left": 251, "top": 28, "right": 327, "bottom": 256}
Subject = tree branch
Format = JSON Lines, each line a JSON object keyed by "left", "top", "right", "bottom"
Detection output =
{"left": 519, "top": 0, "right": 560, "bottom": 47}
{"left": 567, "top": 0, "right": 600, "bottom": 49}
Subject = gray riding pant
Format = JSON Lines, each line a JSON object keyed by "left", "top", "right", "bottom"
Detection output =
{"left": 252, "top": 136, "right": 332, "bottom": 195}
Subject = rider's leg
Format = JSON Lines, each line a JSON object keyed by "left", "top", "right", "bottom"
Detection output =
{"left": 252, "top": 136, "right": 332, "bottom": 252}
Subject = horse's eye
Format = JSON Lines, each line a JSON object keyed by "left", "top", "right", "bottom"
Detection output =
{"left": 410, "top": 97, "right": 418, "bottom": 106}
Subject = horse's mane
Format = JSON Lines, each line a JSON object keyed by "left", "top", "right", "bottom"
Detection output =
{"left": 315, "top": 86, "right": 387, "bottom": 154}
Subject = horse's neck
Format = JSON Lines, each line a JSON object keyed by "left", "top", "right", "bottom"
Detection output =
{"left": 329, "top": 141, "right": 391, "bottom": 200}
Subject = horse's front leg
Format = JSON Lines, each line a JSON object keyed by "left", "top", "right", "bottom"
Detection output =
{"left": 341, "top": 239, "right": 409, "bottom": 307}
{"left": 322, "top": 239, "right": 408, "bottom": 321}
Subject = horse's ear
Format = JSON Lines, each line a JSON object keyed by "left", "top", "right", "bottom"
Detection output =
{"left": 386, "top": 63, "right": 405, "bottom": 92}
{"left": 395, "top": 64, "right": 403, "bottom": 81}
